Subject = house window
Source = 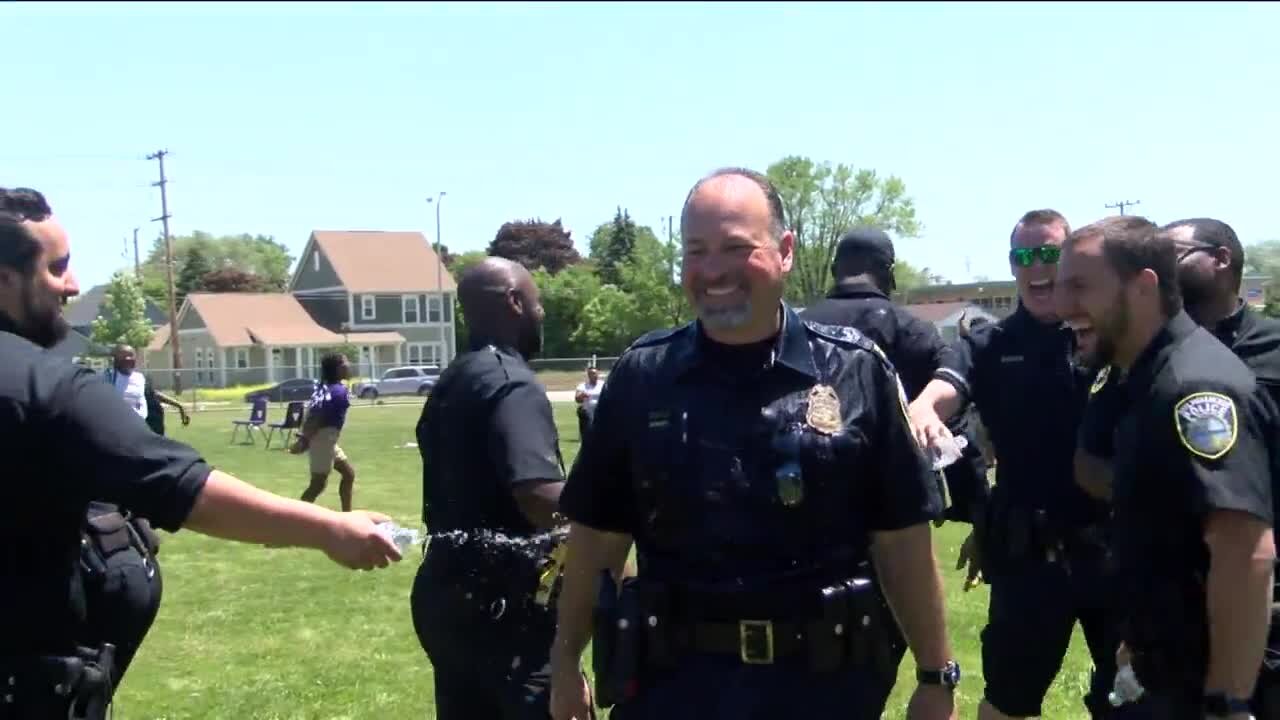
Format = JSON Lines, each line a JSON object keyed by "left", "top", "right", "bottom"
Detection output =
{"left": 235, "top": 348, "right": 249, "bottom": 369}
{"left": 407, "top": 342, "right": 442, "bottom": 366}
{"left": 402, "top": 295, "right": 420, "bottom": 324}
{"left": 361, "top": 295, "right": 375, "bottom": 320}
{"left": 194, "top": 348, "right": 205, "bottom": 384}
{"left": 441, "top": 293, "right": 452, "bottom": 322}
{"left": 312, "top": 251, "right": 320, "bottom": 272}
{"left": 427, "top": 296, "right": 442, "bottom": 323}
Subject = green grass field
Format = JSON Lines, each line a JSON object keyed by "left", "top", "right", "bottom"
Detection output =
{"left": 115, "top": 402, "right": 1097, "bottom": 719}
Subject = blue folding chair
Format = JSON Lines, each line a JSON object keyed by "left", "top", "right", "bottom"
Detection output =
{"left": 265, "top": 401, "right": 306, "bottom": 450}
{"left": 230, "top": 397, "right": 268, "bottom": 445}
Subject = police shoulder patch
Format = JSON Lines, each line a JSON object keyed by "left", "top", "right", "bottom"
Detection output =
{"left": 1174, "top": 391, "right": 1238, "bottom": 460}
{"left": 1090, "top": 366, "right": 1111, "bottom": 396}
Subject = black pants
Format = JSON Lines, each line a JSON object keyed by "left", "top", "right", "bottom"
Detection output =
{"left": 79, "top": 510, "right": 163, "bottom": 690}
{"left": 577, "top": 405, "right": 595, "bottom": 445}
{"left": 981, "top": 539, "right": 1117, "bottom": 718}
{"left": 411, "top": 559, "right": 556, "bottom": 720}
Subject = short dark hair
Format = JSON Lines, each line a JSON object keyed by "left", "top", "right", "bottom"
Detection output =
{"left": 1163, "top": 217, "right": 1245, "bottom": 287}
{"left": 0, "top": 187, "right": 52, "bottom": 272}
{"left": 320, "top": 352, "right": 347, "bottom": 384}
{"left": 1010, "top": 209, "right": 1070, "bottom": 244}
{"left": 682, "top": 167, "right": 787, "bottom": 242}
{"left": 1070, "top": 215, "right": 1182, "bottom": 317}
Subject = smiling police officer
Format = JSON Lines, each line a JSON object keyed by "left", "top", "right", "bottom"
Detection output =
{"left": 909, "top": 209, "right": 1117, "bottom": 720}
{"left": 0, "top": 187, "right": 402, "bottom": 720}
{"left": 1059, "top": 216, "right": 1279, "bottom": 719}
{"left": 1075, "top": 217, "right": 1280, "bottom": 717}
{"left": 800, "top": 226, "right": 990, "bottom": 716}
{"left": 549, "top": 168, "right": 957, "bottom": 720}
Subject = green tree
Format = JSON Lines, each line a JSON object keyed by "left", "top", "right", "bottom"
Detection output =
{"left": 535, "top": 263, "right": 604, "bottom": 358}
{"left": 90, "top": 271, "right": 155, "bottom": 351}
{"left": 487, "top": 219, "right": 581, "bottom": 274}
{"left": 176, "top": 242, "right": 214, "bottom": 302}
{"left": 589, "top": 207, "right": 655, "bottom": 286}
{"left": 766, "top": 156, "right": 921, "bottom": 306}
{"left": 572, "top": 229, "right": 690, "bottom": 354}
{"left": 140, "top": 232, "right": 294, "bottom": 308}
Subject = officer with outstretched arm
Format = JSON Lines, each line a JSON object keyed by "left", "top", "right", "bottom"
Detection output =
{"left": 0, "top": 187, "right": 401, "bottom": 720}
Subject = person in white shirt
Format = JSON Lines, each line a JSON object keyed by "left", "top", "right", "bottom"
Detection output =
{"left": 102, "top": 344, "right": 188, "bottom": 432}
{"left": 573, "top": 365, "right": 603, "bottom": 443}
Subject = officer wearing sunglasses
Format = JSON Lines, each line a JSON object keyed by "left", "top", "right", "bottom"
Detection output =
{"left": 908, "top": 209, "right": 1118, "bottom": 720}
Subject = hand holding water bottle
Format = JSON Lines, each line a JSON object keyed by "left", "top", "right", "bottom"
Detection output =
{"left": 928, "top": 435, "right": 969, "bottom": 471}
{"left": 375, "top": 521, "right": 423, "bottom": 553}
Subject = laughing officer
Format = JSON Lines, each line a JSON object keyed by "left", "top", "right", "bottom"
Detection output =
{"left": 1059, "top": 215, "right": 1279, "bottom": 718}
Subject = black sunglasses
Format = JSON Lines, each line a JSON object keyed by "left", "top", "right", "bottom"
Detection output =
{"left": 1008, "top": 245, "right": 1061, "bottom": 268}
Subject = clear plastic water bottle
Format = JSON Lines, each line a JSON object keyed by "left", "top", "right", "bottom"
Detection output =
{"left": 375, "top": 521, "right": 422, "bottom": 552}
{"left": 930, "top": 435, "right": 969, "bottom": 471}
{"left": 1108, "top": 663, "right": 1145, "bottom": 707}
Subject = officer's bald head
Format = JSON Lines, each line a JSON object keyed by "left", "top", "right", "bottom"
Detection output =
{"left": 458, "top": 256, "right": 545, "bottom": 357}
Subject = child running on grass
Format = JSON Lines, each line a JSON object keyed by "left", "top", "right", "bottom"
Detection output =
{"left": 291, "top": 352, "right": 357, "bottom": 512}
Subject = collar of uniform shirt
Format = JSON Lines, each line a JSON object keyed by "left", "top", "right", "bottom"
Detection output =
{"left": 1122, "top": 311, "right": 1200, "bottom": 397}
{"left": 674, "top": 302, "right": 819, "bottom": 381}
{"left": 1213, "top": 299, "right": 1250, "bottom": 344}
{"left": 467, "top": 335, "right": 524, "bottom": 360}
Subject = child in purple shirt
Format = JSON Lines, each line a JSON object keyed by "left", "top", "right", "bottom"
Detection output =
{"left": 291, "top": 353, "right": 357, "bottom": 511}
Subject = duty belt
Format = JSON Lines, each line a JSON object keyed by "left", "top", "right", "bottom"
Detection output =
{"left": 0, "top": 644, "right": 115, "bottom": 720}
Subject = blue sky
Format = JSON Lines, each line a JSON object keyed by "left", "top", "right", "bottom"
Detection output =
{"left": 3, "top": 1, "right": 1276, "bottom": 292}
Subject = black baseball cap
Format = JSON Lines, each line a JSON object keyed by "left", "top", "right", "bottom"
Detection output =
{"left": 834, "top": 227, "right": 895, "bottom": 266}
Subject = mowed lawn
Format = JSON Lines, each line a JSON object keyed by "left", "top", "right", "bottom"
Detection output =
{"left": 116, "top": 401, "right": 1098, "bottom": 719}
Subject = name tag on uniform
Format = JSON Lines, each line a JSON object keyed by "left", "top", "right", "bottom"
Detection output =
{"left": 648, "top": 411, "right": 669, "bottom": 429}
{"left": 1000, "top": 355, "right": 1024, "bottom": 363}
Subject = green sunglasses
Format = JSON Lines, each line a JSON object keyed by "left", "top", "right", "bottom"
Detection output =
{"left": 1009, "top": 245, "right": 1061, "bottom": 267}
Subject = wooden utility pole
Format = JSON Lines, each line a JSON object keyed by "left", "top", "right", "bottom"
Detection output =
{"left": 1105, "top": 199, "right": 1141, "bottom": 216}
{"left": 148, "top": 150, "right": 183, "bottom": 393}
{"left": 132, "top": 227, "right": 141, "bottom": 277}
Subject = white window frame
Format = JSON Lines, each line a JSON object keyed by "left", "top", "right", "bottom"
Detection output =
{"left": 361, "top": 295, "right": 376, "bottom": 320}
{"left": 427, "top": 295, "right": 442, "bottom": 323}
{"left": 312, "top": 251, "right": 320, "bottom": 272}
{"left": 194, "top": 348, "right": 204, "bottom": 384}
{"left": 407, "top": 342, "right": 443, "bottom": 367}
{"left": 235, "top": 348, "right": 249, "bottom": 369}
{"left": 402, "top": 294, "right": 421, "bottom": 325}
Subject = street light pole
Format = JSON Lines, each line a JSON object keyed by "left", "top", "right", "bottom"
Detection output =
{"left": 426, "top": 191, "right": 446, "bottom": 293}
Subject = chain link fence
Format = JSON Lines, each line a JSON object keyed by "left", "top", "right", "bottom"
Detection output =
{"left": 98, "top": 357, "right": 617, "bottom": 416}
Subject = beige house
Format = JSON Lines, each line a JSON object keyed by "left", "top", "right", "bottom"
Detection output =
{"left": 147, "top": 230, "right": 458, "bottom": 389}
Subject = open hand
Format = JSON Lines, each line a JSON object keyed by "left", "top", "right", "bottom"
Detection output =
{"left": 550, "top": 662, "right": 594, "bottom": 720}
{"left": 956, "top": 531, "right": 983, "bottom": 591}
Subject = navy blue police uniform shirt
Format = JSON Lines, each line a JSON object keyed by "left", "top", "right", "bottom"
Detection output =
{"left": 1081, "top": 301, "right": 1280, "bottom": 517}
{"left": 1104, "top": 311, "right": 1278, "bottom": 659}
{"left": 933, "top": 303, "right": 1102, "bottom": 527}
{"left": 415, "top": 342, "right": 565, "bottom": 573}
{"left": 0, "top": 321, "right": 212, "bottom": 655}
{"left": 557, "top": 304, "right": 944, "bottom": 592}
{"left": 800, "top": 279, "right": 990, "bottom": 522}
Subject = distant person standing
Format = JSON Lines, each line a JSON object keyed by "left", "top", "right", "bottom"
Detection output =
{"left": 292, "top": 353, "right": 357, "bottom": 512}
{"left": 102, "top": 343, "right": 189, "bottom": 434}
{"left": 574, "top": 366, "right": 603, "bottom": 442}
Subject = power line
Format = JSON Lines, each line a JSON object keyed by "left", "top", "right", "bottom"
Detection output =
{"left": 148, "top": 149, "right": 184, "bottom": 394}
{"left": 1105, "top": 199, "right": 1142, "bottom": 216}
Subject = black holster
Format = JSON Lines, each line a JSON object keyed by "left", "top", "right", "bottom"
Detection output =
{"left": 591, "top": 571, "right": 641, "bottom": 709}
{"left": 80, "top": 510, "right": 157, "bottom": 584}
{"left": 0, "top": 644, "right": 116, "bottom": 720}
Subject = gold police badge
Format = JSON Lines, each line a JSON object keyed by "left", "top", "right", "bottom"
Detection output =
{"left": 806, "top": 384, "right": 842, "bottom": 435}
{"left": 1090, "top": 366, "right": 1111, "bottom": 396}
{"left": 1174, "top": 391, "right": 1238, "bottom": 460}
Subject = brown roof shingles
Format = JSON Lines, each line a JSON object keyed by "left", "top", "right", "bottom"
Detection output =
{"left": 154, "top": 293, "right": 404, "bottom": 349}
{"left": 310, "top": 231, "right": 457, "bottom": 293}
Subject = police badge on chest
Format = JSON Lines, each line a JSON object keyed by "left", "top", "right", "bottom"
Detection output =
{"left": 767, "top": 384, "right": 847, "bottom": 509}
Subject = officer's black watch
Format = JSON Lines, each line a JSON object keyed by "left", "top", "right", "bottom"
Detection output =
{"left": 917, "top": 660, "right": 961, "bottom": 690}
{"left": 1203, "top": 691, "right": 1251, "bottom": 717}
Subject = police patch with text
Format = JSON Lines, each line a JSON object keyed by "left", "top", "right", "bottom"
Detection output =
{"left": 1174, "top": 392, "right": 1238, "bottom": 460}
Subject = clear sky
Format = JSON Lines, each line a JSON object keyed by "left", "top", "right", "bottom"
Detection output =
{"left": 3, "top": 1, "right": 1276, "bottom": 292}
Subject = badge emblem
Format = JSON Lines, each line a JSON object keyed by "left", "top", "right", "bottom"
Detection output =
{"left": 806, "top": 385, "right": 843, "bottom": 435}
{"left": 1174, "top": 392, "right": 1237, "bottom": 460}
{"left": 1090, "top": 366, "right": 1111, "bottom": 396}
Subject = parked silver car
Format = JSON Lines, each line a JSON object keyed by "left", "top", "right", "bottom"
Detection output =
{"left": 354, "top": 365, "right": 440, "bottom": 399}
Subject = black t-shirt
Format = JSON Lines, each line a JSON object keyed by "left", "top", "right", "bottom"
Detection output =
{"left": 934, "top": 303, "right": 1102, "bottom": 526}
{"left": 800, "top": 280, "right": 990, "bottom": 522}
{"left": 1109, "top": 312, "right": 1278, "bottom": 659}
{"left": 0, "top": 328, "right": 211, "bottom": 655}
{"left": 558, "top": 305, "right": 943, "bottom": 590}
{"left": 415, "top": 343, "right": 564, "bottom": 574}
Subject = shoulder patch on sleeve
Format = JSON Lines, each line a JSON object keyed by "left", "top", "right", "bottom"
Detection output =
{"left": 803, "top": 320, "right": 880, "bottom": 355}
{"left": 1090, "top": 366, "right": 1111, "bottom": 396}
{"left": 1174, "top": 391, "right": 1238, "bottom": 460}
